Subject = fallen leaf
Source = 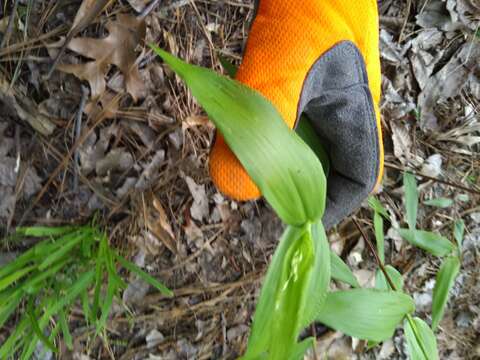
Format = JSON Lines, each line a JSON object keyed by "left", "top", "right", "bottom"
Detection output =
{"left": 145, "top": 195, "right": 177, "bottom": 254}
{"left": 185, "top": 176, "right": 209, "bottom": 221}
{"left": 71, "top": 0, "right": 112, "bottom": 35}
{"left": 58, "top": 55, "right": 111, "bottom": 99}
{"left": 63, "top": 14, "right": 146, "bottom": 101}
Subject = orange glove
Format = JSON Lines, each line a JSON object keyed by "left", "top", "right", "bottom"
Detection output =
{"left": 210, "top": 0, "right": 384, "bottom": 228}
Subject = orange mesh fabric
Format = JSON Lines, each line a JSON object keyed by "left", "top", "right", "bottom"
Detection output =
{"left": 209, "top": 0, "right": 384, "bottom": 201}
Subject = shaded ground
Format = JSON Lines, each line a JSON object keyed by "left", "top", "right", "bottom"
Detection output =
{"left": 0, "top": 0, "right": 479, "bottom": 359}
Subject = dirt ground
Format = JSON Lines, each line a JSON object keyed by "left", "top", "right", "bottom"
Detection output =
{"left": 0, "top": 0, "right": 480, "bottom": 359}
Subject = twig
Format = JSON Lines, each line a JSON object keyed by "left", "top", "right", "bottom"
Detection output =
{"left": 352, "top": 217, "right": 397, "bottom": 291}
{"left": 73, "top": 86, "right": 89, "bottom": 193}
{"left": 0, "top": 0, "right": 20, "bottom": 49}
{"left": 139, "top": 0, "right": 162, "bottom": 18}
{"left": 385, "top": 162, "right": 480, "bottom": 195}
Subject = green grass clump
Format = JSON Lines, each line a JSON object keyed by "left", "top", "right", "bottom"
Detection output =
{"left": 0, "top": 225, "right": 172, "bottom": 359}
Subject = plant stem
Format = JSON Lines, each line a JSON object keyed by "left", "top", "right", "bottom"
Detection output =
{"left": 352, "top": 218, "right": 397, "bottom": 291}
{"left": 353, "top": 218, "right": 430, "bottom": 359}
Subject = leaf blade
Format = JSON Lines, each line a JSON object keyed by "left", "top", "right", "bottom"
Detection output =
{"left": 397, "top": 228, "right": 455, "bottom": 257}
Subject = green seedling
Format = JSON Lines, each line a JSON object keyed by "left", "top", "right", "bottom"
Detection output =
{"left": 152, "top": 45, "right": 416, "bottom": 359}
{"left": 0, "top": 225, "right": 172, "bottom": 358}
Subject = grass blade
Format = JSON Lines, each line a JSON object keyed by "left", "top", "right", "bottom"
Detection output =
{"left": 375, "top": 265, "right": 404, "bottom": 291}
{"left": 59, "top": 308, "right": 73, "bottom": 350}
{"left": 115, "top": 253, "right": 173, "bottom": 297}
{"left": 431, "top": 256, "right": 461, "bottom": 330}
{"left": 374, "top": 211, "right": 385, "bottom": 264}
{"left": 453, "top": 220, "right": 464, "bottom": 251}
{"left": 0, "top": 265, "right": 36, "bottom": 292}
{"left": 424, "top": 198, "right": 453, "bottom": 208}
{"left": 404, "top": 172, "right": 418, "bottom": 229}
{"left": 368, "top": 196, "right": 390, "bottom": 219}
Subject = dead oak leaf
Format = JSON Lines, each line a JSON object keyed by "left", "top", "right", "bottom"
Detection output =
{"left": 58, "top": 54, "right": 111, "bottom": 99}
{"left": 65, "top": 14, "right": 146, "bottom": 101}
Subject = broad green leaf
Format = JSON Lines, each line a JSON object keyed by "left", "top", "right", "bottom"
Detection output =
{"left": 424, "top": 198, "right": 454, "bottom": 208}
{"left": 375, "top": 265, "right": 403, "bottom": 291}
{"left": 431, "top": 256, "right": 461, "bottom": 331}
{"left": 316, "top": 289, "right": 415, "bottom": 342}
{"left": 245, "top": 225, "right": 315, "bottom": 358}
{"left": 151, "top": 45, "right": 327, "bottom": 226}
{"left": 295, "top": 115, "right": 330, "bottom": 176}
{"left": 397, "top": 229, "right": 454, "bottom": 257}
{"left": 330, "top": 251, "right": 359, "bottom": 288}
{"left": 368, "top": 196, "right": 390, "bottom": 219}
{"left": 374, "top": 211, "right": 385, "bottom": 264}
{"left": 15, "top": 226, "right": 74, "bottom": 237}
{"left": 453, "top": 219, "right": 464, "bottom": 250}
{"left": 404, "top": 172, "right": 418, "bottom": 229}
{"left": 115, "top": 254, "right": 173, "bottom": 297}
{"left": 404, "top": 317, "right": 439, "bottom": 360}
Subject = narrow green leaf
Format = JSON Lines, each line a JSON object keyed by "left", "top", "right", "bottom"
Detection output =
{"left": 37, "top": 233, "right": 84, "bottom": 271}
{"left": 295, "top": 115, "right": 330, "bottom": 176}
{"left": 404, "top": 172, "right": 418, "bottom": 229}
{"left": 21, "top": 258, "right": 70, "bottom": 294}
{"left": 0, "top": 248, "right": 36, "bottom": 280}
{"left": 424, "top": 198, "right": 454, "bottom": 208}
{"left": 27, "top": 304, "right": 58, "bottom": 354}
{"left": 316, "top": 289, "right": 415, "bottom": 342}
{"left": 0, "top": 290, "right": 23, "bottom": 328}
{"left": 453, "top": 220, "right": 464, "bottom": 250}
{"left": 374, "top": 211, "right": 385, "bottom": 264}
{"left": 115, "top": 254, "right": 173, "bottom": 297}
{"left": 368, "top": 196, "right": 390, "bottom": 219}
{"left": 404, "top": 317, "right": 439, "bottom": 360}
{"left": 97, "top": 275, "right": 118, "bottom": 334}
{"left": 330, "top": 251, "right": 359, "bottom": 288}
{"left": 375, "top": 265, "right": 404, "bottom": 291}
{"left": 0, "top": 265, "right": 36, "bottom": 292}
{"left": 59, "top": 309, "right": 73, "bottom": 350}
{"left": 0, "top": 316, "right": 30, "bottom": 359}
{"left": 431, "top": 256, "right": 461, "bottom": 331}
{"left": 397, "top": 228, "right": 455, "bottom": 257}
{"left": 151, "top": 45, "right": 327, "bottom": 225}
{"left": 15, "top": 226, "right": 74, "bottom": 237}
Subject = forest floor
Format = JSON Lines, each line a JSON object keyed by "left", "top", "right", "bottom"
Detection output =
{"left": 0, "top": 0, "right": 479, "bottom": 359}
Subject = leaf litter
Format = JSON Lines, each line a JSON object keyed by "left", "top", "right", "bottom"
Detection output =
{"left": 1, "top": 0, "right": 480, "bottom": 358}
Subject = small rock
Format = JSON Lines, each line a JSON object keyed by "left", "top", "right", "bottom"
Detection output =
{"left": 379, "top": 339, "right": 395, "bottom": 359}
{"left": 146, "top": 329, "right": 165, "bottom": 349}
{"left": 455, "top": 311, "right": 473, "bottom": 328}
{"left": 414, "top": 292, "right": 432, "bottom": 312}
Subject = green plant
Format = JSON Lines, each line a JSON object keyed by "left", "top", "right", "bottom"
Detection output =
{"left": 152, "top": 46, "right": 416, "bottom": 359}
{"left": 368, "top": 172, "right": 464, "bottom": 359}
{"left": 0, "top": 224, "right": 172, "bottom": 359}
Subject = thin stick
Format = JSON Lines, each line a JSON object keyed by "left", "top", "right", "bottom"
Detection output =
{"left": 139, "top": 0, "right": 162, "bottom": 18}
{"left": 352, "top": 217, "right": 397, "bottom": 291}
{"left": 73, "top": 86, "right": 89, "bottom": 193}
{"left": 1, "top": 0, "right": 21, "bottom": 48}
{"left": 385, "top": 162, "right": 480, "bottom": 195}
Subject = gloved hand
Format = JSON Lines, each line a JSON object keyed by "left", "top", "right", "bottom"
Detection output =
{"left": 209, "top": 0, "right": 384, "bottom": 229}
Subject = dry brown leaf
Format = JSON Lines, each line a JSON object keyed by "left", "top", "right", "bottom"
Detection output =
{"left": 58, "top": 55, "right": 111, "bottom": 99}
{"left": 145, "top": 195, "right": 177, "bottom": 254}
{"left": 66, "top": 14, "right": 146, "bottom": 101}
{"left": 84, "top": 91, "right": 121, "bottom": 119}
{"left": 71, "top": 0, "right": 113, "bottom": 35}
